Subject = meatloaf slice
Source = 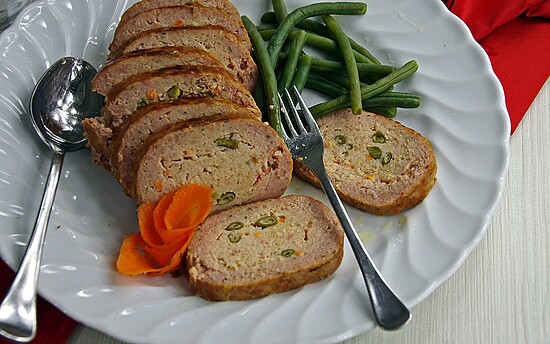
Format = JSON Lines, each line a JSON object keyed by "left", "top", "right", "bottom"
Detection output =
{"left": 109, "top": 5, "right": 251, "bottom": 54}
{"left": 294, "top": 109, "right": 437, "bottom": 215}
{"left": 116, "top": 26, "right": 258, "bottom": 91}
{"left": 111, "top": 98, "right": 261, "bottom": 196}
{"left": 119, "top": 0, "right": 241, "bottom": 28}
{"left": 83, "top": 65, "right": 259, "bottom": 169}
{"left": 185, "top": 194, "right": 345, "bottom": 301}
{"left": 133, "top": 115, "right": 293, "bottom": 208}
{"left": 102, "top": 65, "right": 258, "bottom": 128}
{"left": 92, "top": 47, "right": 223, "bottom": 96}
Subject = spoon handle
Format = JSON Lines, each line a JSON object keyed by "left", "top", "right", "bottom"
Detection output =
{"left": 0, "top": 151, "right": 65, "bottom": 342}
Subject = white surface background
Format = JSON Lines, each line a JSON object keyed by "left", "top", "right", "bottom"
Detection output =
{"left": 68, "top": 79, "right": 549, "bottom": 344}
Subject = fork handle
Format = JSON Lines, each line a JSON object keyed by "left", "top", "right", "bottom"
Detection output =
{"left": 313, "top": 167, "right": 411, "bottom": 330}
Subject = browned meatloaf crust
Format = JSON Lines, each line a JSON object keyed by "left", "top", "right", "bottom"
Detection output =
{"left": 118, "top": 0, "right": 242, "bottom": 29}
{"left": 115, "top": 26, "right": 258, "bottom": 91}
{"left": 294, "top": 109, "right": 437, "bottom": 215}
{"left": 109, "top": 4, "right": 251, "bottom": 54}
{"left": 110, "top": 98, "right": 261, "bottom": 196}
{"left": 185, "top": 194, "right": 345, "bottom": 301}
{"left": 133, "top": 114, "right": 293, "bottom": 207}
{"left": 83, "top": 65, "right": 259, "bottom": 169}
{"left": 92, "top": 47, "right": 223, "bottom": 96}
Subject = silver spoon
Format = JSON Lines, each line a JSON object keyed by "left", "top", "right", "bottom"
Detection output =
{"left": 0, "top": 57, "right": 102, "bottom": 342}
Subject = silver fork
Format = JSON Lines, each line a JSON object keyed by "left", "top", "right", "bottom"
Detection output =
{"left": 279, "top": 86, "right": 411, "bottom": 330}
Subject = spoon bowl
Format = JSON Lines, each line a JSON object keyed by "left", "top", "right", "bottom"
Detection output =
{"left": 0, "top": 57, "right": 102, "bottom": 342}
{"left": 30, "top": 57, "right": 102, "bottom": 151}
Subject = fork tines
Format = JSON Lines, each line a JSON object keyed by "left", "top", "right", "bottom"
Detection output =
{"left": 278, "top": 86, "right": 319, "bottom": 139}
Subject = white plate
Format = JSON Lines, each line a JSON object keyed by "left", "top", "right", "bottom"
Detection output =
{"left": 0, "top": 0, "right": 510, "bottom": 343}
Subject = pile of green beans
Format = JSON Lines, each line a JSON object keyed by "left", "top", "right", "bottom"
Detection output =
{"left": 242, "top": 0, "right": 421, "bottom": 133}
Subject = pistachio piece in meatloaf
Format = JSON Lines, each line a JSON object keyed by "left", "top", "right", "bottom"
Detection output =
{"left": 115, "top": 26, "right": 258, "bottom": 91}
{"left": 92, "top": 47, "right": 224, "bottom": 96}
{"left": 109, "top": 4, "right": 251, "bottom": 54}
{"left": 186, "top": 194, "right": 345, "bottom": 301}
{"left": 110, "top": 98, "right": 261, "bottom": 196}
{"left": 133, "top": 115, "right": 293, "bottom": 209}
{"left": 294, "top": 109, "right": 437, "bottom": 215}
{"left": 119, "top": 0, "right": 242, "bottom": 29}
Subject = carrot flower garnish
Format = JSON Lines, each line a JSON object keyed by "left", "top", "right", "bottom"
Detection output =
{"left": 116, "top": 184, "right": 212, "bottom": 276}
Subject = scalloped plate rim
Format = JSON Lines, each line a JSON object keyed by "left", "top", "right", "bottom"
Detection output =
{"left": 0, "top": 0, "right": 510, "bottom": 343}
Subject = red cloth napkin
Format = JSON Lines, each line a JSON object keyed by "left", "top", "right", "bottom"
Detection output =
{"left": 0, "top": 259, "right": 77, "bottom": 344}
{"left": 444, "top": 0, "right": 550, "bottom": 133}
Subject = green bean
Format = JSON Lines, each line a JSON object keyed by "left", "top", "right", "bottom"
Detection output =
{"left": 322, "top": 15, "right": 361, "bottom": 114}
{"left": 266, "top": 2, "right": 367, "bottom": 68}
{"left": 306, "top": 74, "right": 420, "bottom": 108}
{"left": 364, "top": 106, "right": 397, "bottom": 118}
{"left": 242, "top": 16, "right": 282, "bottom": 136}
{"left": 254, "top": 75, "right": 266, "bottom": 116}
{"left": 260, "top": 28, "right": 372, "bottom": 64}
{"left": 271, "top": 0, "right": 288, "bottom": 23}
{"left": 278, "top": 30, "right": 307, "bottom": 92}
{"left": 361, "top": 92, "right": 421, "bottom": 108}
{"left": 309, "top": 60, "right": 419, "bottom": 117}
{"left": 278, "top": 52, "right": 394, "bottom": 76}
{"left": 255, "top": 23, "right": 278, "bottom": 31}
{"left": 310, "top": 66, "right": 386, "bottom": 84}
{"left": 311, "top": 70, "right": 373, "bottom": 99}
{"left": 348, "top": 38, "right": 380, "bottom": 65}
{"left": 261, "top": 11, "right": 380, "bottom": 64}
{"left": 270, "top": 3, "right": 311, "bottom": 92}
{"left": 315, "top": 71, "right": 367, "bottom": 89}
{"left": 312, "top": 59, "right": 394, "bottom": 75}
{"left": 305, "top": 73, "right": 349, "bottom": 97}
{"left": 291, "top": 54, "right": 313, "bottom": 92}
{"left": 316, "top": 70, "right": 394, "bottom": 94}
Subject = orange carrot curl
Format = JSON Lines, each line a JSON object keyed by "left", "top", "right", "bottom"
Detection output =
{"left": 116, "top": 184, "right": 212, "bottom": 276}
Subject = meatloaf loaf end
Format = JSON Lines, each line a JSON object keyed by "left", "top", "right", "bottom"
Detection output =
{"left": 294, "top": 109, "right": 437, "bottom": 215}
{"left": 185, "top": 194, "right": 345, "bottom": 301}
{"left": 133, "top": 115, "right": 293, "bottom": 208}
{"left": 109, "top": 5, "right": 251, "bottom": 54}
{"left": 82, "top": 117, "right": 113, "bottom": 170}
{"left": 110, "top": 98, "right": 261, "bottom": 196}
{"left": 115, "top": 26, "right": 258, "bottom": 91}
{"left": 92, "top": 47, "right": 223, "bottom": 96}
{"left": 118, "top": 0, "right": 242, "bottom": 29}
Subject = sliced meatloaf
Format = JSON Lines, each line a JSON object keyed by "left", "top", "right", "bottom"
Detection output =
{"left": 294, "top": 109, "right": 437, "bottom": 215}
{"left": 109, "top": 5, "right": 251, "bottom": 54}
{"left": 115, "top": 26, "right": 258, "bottom": 91}
{"left": 185, "top": 194, "right": 345, "bottom": 301}
{"left": 111, "top": 98, "right": 261, "bottom": 196}
{"left": 102, "top": 65, "right": 258, "bottom": 128}
{"left": 133, "top": 114, "right": 293, "bottom": 208}
{"left": 83, "top": 65, "right": 259, "bottom": 169}
{"left": 92, "top": 47, "right": 223, "bottom": 96}
{"left": 118, "top": 0, "right": 241, "bottom": 29}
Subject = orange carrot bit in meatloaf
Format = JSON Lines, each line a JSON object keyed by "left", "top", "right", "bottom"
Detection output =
{"left": 147, "top": 89, "right": 159, "bottom": 99}
{"left": 154, "top": 180, "right": 163, "bottom": 192}
{"left": 116, "top": 184, "right": 212, "bottom": 276}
